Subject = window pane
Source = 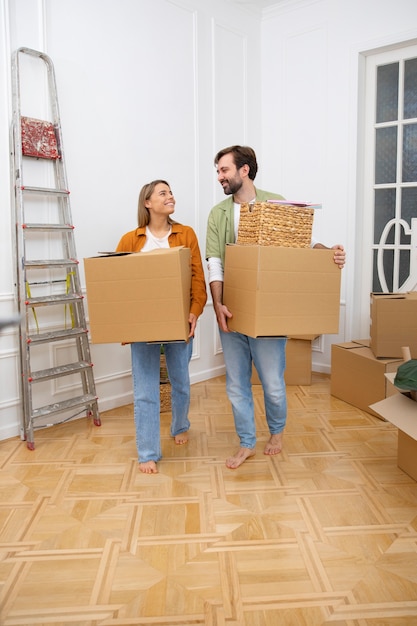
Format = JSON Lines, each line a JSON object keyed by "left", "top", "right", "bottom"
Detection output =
{"left": 404, "top": 57, "right": 417, "bottom": 119}
{"left": 402, "top": 123, "right": 417, "bottom": 182}
{"left": 376, "top": 63, "right": 399, "bottom": 123}
{"left": 375, "top": 126, "right": 397, "bottom": 184}
{"left": 401, "top": 186, "right": 417, "bottom": 221}
{"left": 373, "top": 249, "right": 394, "bottom": 292}
{"left": 374, "top": 188, "right": 395, "bottom": 244}
{"left": 399, "top": 250, "right": 411, "bottom": 288}
{"left": 401, "top": 187, "right": 417, "bottom": 244}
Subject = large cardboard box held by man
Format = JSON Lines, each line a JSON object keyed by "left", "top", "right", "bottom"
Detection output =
{"left": 84, "top": 248, "right": 191, "bottom": 344}
{"left": 223, "top": 245, "right": 341, "bottom": 337}
{"left": 330, "top": 340, "right": 402, "bottom": 417}
{"left": 370, "top": 292, "right": 417, "bottom": 358}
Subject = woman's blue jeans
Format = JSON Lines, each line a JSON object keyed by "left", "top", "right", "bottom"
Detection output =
{"left": 130, "top": 339, "right": 193, "bottom": 463}
{"left": 219, "top": 331, "right": 287, "bottom": 449}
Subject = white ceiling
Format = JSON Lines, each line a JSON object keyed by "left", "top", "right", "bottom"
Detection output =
{"left": 230, "top": 0, "right": 289, "bottom": 8}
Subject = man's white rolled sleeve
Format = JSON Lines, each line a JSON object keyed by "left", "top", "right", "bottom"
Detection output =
{"left": 207, "top": 257, "right": 224, "bottom": 283}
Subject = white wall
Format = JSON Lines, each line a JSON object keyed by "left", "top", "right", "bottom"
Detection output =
{"left": 260, "top": 0, "right": 417, "bottom": 372}
{"left": 0, "top": 0, "right": 263, "bottom": 441}
{"left": 1, "top": 0, "right": 416, "bottom": 442}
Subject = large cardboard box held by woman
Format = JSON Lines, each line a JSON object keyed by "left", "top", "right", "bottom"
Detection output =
{"left": 84, "top": 248, "right": 191, "bottom": 344}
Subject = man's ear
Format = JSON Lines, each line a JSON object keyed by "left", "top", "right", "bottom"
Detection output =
{"left": 241, "top": 163, "right": 250, "bottom": 178}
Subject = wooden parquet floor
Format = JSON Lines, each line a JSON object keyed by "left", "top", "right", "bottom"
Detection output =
{"left": 1, "top": 373, "right": 417, "bottom": 626}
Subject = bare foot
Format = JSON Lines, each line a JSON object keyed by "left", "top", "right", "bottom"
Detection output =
{"left": 264, "top": 433, "right": 283, "bottom": 456}
{"left": 174, "top": 432, "right": 188, "bottom": 445}
{"left": 226, "top": 447, "right": 256, "bottom": 469}
{"left": 139, "top": 460, "right": 158, "bottom": 474}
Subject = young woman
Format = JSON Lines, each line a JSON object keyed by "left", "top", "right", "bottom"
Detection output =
{"left": 116, "top": 180, "right": 207, "bottom": 474}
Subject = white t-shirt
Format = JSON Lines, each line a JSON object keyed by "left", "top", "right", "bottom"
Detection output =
{"left": 141, "top": 226, "right": 171, "bottom": 252}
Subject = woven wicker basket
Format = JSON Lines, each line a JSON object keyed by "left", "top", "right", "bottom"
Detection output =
{"left": 160, "top": 382, "right": 172, "bottom": 412}
{"left": 160, "top": 353, "right": 171, "bottom": 412}
{"left": 237, "top": 202, "right": 314, "bottom": 247}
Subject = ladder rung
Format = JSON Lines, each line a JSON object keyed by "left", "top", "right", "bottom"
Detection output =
{"left": 22, "top": 223, "right": 74, "bottom": 232}
{"left": 25, "top": 293, "right": 83, "bottom": 307}
{"left": 29, "top": 361, "right": 93, "bottom": 382}
{"left": 27, "top": 328, "right": 88, "bottom": 344}
{"left": 32, "top": 393, "right": 98, "bottom": 420}
{"left": 21, "top": 185, "right": 69, "bottom": 196}
{"left": 24, "top": 259, "right": 79, "bottom": 269}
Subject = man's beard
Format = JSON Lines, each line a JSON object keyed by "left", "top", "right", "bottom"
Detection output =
{"left": 222, "top": 177, "right": 243, "bottom": 196}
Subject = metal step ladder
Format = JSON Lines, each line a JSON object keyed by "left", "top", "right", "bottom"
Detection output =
{"left": 10, "top": 47, "right": 100, "bottom": 449}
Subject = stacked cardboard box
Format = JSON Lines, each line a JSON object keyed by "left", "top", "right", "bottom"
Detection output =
{"left": 330, "top": 339, "right": 402, "bottom": 417}
{"left": 370, "top": 292, "right": 417, "bottom": 357}
{"left": 331, "top": 292, "right": 417, "bottom": 415}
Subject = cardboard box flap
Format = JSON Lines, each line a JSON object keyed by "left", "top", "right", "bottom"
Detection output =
{"left": 94, "top": 247, "right": 185, "bottom": 258}
{"left": 335, "top": 341, "right": 368, "bottom": 350}
{"left": 371, "top": 293, "right": 406, "bottom": 301}
{"left": 370, "top": 394, "right": 417, "bottom": 438}
{"left": 371, "top": 291, "right": 417, "bottom": 301}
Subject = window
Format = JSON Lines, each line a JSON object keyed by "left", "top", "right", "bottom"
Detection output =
{"left": 367, "top": 46, "right": 417, "bottom": 294}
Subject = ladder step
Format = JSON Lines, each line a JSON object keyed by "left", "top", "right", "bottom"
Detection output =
{"left": 25, "top": 294, "right": 83, "bottom": 307}
{"left": 24, "top": 259, "right": 79, "bottom": 269}
{"left": 21, "top": 185, "right": 69, "bottom": 196}
{"left": 29, "top": 361, "right": 93, "bottom": 382}
{"left": 32, "top": 393, "right": 98, "bottom": 421}
{"left": 27, "top": 327, "right": 88, "bottom": 344}
{"left": 23, "top": 223, "right": 74, "bottom": 232}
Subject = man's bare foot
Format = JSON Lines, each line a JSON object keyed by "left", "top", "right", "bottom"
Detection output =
{"left": 174, "top": 432, "right": 188, "bottom": 445}
{"left": 139, "top": 460, "right": 158, "bottom": 474}
{"left": 264, "top": 433, "right": 283, "bottom": 456}
{"left": 226, "top": 447, "right": 256, "bottom": 469}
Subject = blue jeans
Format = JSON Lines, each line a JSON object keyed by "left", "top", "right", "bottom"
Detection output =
{"left": 219, "top": 331, "right": 287, "bottom": 449}
{"left": 130, "top": 340, "right": 193, "bottom": 463}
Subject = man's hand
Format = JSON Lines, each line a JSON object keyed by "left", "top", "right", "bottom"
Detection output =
{"left": 214, "top": 302, "right": 233, "bottom": 333}
{"left": 314, "top": 242, "right": 346, "bottom": 269}
{"left": 210, "top": 280, "right": 233, "bottom": 332}
{"left": 331, "top": 244, "right": 346, "bottom": 269}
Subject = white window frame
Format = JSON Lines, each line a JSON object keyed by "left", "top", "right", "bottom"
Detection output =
{"left": 358, "top": 42, "right": 417, "bottom": 335}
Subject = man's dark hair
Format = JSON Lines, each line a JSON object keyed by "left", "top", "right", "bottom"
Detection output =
{"left": 214, "top": 145, "right": 258, "bottom": 180}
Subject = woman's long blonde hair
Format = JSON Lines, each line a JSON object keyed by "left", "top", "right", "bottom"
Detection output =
{"left": 137, "top": 179, "right": 176, "bottom": 228}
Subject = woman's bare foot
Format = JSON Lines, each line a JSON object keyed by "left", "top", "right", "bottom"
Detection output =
{"left": 139, "top": 460, "right": 158, "bottom": 474}
{"left": 174, "top": 432, "right": 188, "bottom": 445}
{"left": 264, "top": 433, "right": 283, "bottom": 455}
{"left": 226, "top": 447, "right": 256, "bottom": 469}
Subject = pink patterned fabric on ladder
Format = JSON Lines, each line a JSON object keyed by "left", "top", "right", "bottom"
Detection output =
{"left": 21, "top": 116, "right": 59, "bottom": 159}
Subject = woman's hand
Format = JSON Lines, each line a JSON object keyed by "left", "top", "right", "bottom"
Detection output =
{"left": 188, "top": 313, "right": 197, "bottom": 338}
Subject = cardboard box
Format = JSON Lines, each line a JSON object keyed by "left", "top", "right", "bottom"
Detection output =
{"left": 330, "top": 340, "right": 402, "bottom": 417}
{"left": 223, "top": 246, "right": 341, "bottom": 337}
{"left": 251, "top": 335, "right": 317, "bottom": 386}
{"left": 370, "top": 292, "right": 417, "bottom": 358}
{"left": 370, "top": 393, "right": 417, "bottom": 482}
{"left": 84, "top": 248, "right": 191, "bottom": 344}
